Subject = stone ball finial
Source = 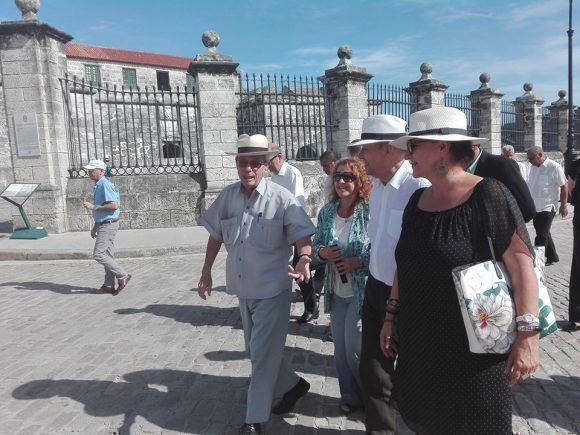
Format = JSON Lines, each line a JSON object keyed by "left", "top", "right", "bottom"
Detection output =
{"left": 337, "top": 45, "right": 353, "bottom": 66}
{"left": 15, "top": 0, "right": 40, "bottom": 21}
{"left": 558, "top": 90, "right": 566, "bottom": 99}
{"left": 419, "top": 62, "right": 433, "bottom": 80}
{"left": 478, "top": 72, "right": 491, "bottom": 90}
{"left": 202, "top": 30, "right": 220, "bottom": 52}
{"left": 523, "top": 82, "right": 533, "bottom": 93}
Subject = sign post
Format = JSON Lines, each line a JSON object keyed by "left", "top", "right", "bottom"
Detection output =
{"left": 0, "top": 183, "right": 48, "bottom": 239}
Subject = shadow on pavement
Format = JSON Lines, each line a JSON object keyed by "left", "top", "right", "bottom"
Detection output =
{"left": 512, "top": 374, "right": 580, "bottom": 433}
{"left": 0, "top": 281, "right": 94, "bottom": 294}
{"left": 12, "top": 369, "right": 354, "bottom": 434}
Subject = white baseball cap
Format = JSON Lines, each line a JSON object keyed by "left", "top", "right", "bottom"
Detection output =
{"left": 83, "top": 159, "right": 107, "bottom": 170}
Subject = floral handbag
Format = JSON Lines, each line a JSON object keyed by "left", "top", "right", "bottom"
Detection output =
{"left": 451, "top": 237, "right": 558, "bottom": 354}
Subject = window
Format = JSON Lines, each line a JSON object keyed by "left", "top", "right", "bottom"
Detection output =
{"left": 185, "top": 73, "right": 195, "bottom": 92}
{"left": 156, "top": 71, "right": 170, "bottom": 91}
{"left": 122, "top": 68, "right": 138, "bottom": 90}
{"left": 84, "top": 64, "right": 101, "bottom": 86}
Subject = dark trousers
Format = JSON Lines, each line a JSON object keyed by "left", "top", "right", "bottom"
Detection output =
{"left": 570, "top": 214, "right": 580, "bottom": 322}
{"left": 360, "top": 274, "right": 396, "bottom": 435}
{"left": 293, "top": 247, "right": 320, "bottom": 314}
{"left": 533, "top": 210, "right": 559, "bottom": 263}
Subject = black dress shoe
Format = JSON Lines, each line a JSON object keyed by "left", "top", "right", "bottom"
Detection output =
{"left": 238, "top": 422, "right": 262, "bottom": 434}
{"left": 295, "top": 311, "right": 319, "bottom": 324}
{"left": 271, "top": 377, "right": 310, "bottom": 414}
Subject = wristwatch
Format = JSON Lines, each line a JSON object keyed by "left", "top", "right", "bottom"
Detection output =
{"left": 517, "top": 325, "right": 542, "bottom": 332}
{"left": 515, "top": 313, "right": 539, "bottom": 324}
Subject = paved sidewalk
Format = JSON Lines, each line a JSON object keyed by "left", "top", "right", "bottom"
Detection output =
{"left": 0, "top": 218, "right": 578, "bottom": 434}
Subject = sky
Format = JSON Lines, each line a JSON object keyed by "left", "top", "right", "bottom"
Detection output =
{"left": 1, "top": 0, "right": 578, "bottom": 104}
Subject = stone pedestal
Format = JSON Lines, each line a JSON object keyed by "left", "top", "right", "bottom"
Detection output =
{"left": 407, "top": 62, "right": 448, "bottom": 113}
{"left": 188, "top": 31, "right": 240, "bottom": 210}
{"left": 515, "top": 83, "right": 544, "bottom": 150}
{"left": 470, "top": 73, "right": 504, "bottom": 154}
{"left": 0, "top": 19, "right": 72, "bottom": 232}
{"left": 322, "top": 45, "right": 373, "bottom": 157}
{"left": 547, "top": 90, "right": 570, "bottom": 153}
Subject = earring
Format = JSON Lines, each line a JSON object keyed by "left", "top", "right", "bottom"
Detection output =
{"left": 434, "top": 159, "right": 450, "bottom": 175}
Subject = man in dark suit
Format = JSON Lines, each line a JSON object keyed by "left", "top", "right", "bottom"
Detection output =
{"left": 568, "top": 158, "right": 580, "bottom": 330}
{"left": 468, "top": 146, "right": 535, "bottom": 222}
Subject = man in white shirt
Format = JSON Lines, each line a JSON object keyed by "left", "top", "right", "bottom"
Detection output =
{"left": 268, "top": 143, "right": 319, "bottom": 323}
{"left": 353, "top": 115, "right": 430, "bottom": 434}
{"left": 502, "top": 144, "right": 528, "bottom": 181}
{"left": 526, "top": 146, "right": 568, "bottom": 265}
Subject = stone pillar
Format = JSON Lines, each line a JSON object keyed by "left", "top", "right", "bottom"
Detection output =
{"left": 407, "top": 62, "right": 448, "bottom": 113}
{"left": 322, "top": 45, "right": 373, "bottom": 157}
{"left": 515, "top": 83, "right": 544, "bottom": 150}
{"left": 470, "top": 73, "right": 504, "bottom": 154}
{"left": 188, "top": 31, "right": 240, "bottom": 210}
{"left": 0, "top": 1, "right": 72, "bottom": 232}
{"left": 547, "top": 90, "right": 569, "bottom": 153}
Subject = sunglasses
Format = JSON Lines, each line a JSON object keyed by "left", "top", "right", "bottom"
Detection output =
{"left": 406, "top": 140, "right": 430, "bottom": 154}
{"left": 237, "top": 158, "right": 266, "bottom": 169}
{"left": 333, "top": 172, "right": 357, "bottom": 183}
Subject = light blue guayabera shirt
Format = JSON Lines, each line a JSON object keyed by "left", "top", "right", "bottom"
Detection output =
{"left": 92, "top": 176, "right": 120, "bottom": 223}
{"left": 200, "top": 178, "right": 316, "bottom": 299}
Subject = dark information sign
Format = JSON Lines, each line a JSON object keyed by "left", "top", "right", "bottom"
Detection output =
{"left": 13, "top": 113, "right": 41, "bottom": 157}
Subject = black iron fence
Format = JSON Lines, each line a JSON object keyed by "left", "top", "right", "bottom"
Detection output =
{"left": 444, "top": 93, "right": 481, "bottom": 137}
{"left": 367, "top": 83, "right": 415, "bottom": 122}
{"left": 501, "top": 100, "right": 525, "bottom": 152}
{"left": 542, "top": 107, "right": 559, "bottom": 151}
{"left": 236, "top": 73, "right": 334, "bottom": 160}
{"left": 60, "top": 74, "right": 202, "bottom": 178}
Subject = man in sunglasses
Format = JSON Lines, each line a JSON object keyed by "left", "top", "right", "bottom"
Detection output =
{"left": 353, "top": 115, "right": 430, "bottom": 435}
{"left": 198, "top": 134, "right": 316, "bottom": 434}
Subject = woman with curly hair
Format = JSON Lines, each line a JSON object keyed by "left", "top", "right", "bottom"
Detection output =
{"left": 312, "top": 157, "right": 371, "bottom": 414}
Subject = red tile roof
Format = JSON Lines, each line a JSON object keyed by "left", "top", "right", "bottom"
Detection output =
{"left": 65, "top": 43, "right": 192, "bottom": 70}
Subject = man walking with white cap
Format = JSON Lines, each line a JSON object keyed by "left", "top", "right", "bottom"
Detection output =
{"left": 83, "top": 159, "right": 131, "bottom": 295}
{"left": 198, "top": 134, "right": 316, "bottom": 434}
{"left": 353, "top": 115, "right": 429, "bottom": 434}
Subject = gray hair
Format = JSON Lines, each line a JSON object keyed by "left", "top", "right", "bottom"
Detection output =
{"left": 501, "top": 145, "right": 515, "bottom": 154}
{"left": 526, "top": 146, "right": 543, "bottom": 156}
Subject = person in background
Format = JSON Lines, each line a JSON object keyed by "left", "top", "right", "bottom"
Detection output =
{"left": 319, "top": 150, "right": 340, "bottom": 177}
{"left": 354, "top": 114, "right": 429, "bottom": 434}
{"left": 198, "top": 134, "right": 316, "bottom": 434}
{"left": 268, "top": 143, "right": 319, "bottom": 323}
{"left": 83, "top": 159, "right": 131, "bottom": 295}
{"left": 501, "top": 144, "right": 527, "bottom": 181}
{"left": 381, "top": 107, "right": 540, "bottom": 434}
{"left": 312, "top": 157, "right": 371, "bottom": 415}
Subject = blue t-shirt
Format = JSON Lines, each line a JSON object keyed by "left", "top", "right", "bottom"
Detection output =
{"left": 93, "top": 176, "right": 120, "bottom": 223}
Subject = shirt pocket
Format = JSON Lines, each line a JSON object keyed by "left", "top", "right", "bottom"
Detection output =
{"left": 250, "top": 218, "right": 284, "bottom": 250}
{"left": 386, "top": 209, "right": 404, "bottom": 239}
{"left": 220, "top": 216, "right": 240, "bottom": 247}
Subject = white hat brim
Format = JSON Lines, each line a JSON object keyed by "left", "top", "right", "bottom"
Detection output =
{"left": 349, "top": 138, "right": 395, "bottom": 147}
{"left": 225, "top": 150, "right": 279, "bottom": 157}
{"left": 390, "top": 134, "right": 489, "bottom": 151}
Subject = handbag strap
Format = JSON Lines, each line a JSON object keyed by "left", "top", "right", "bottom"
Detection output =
{"left": 473, "top": 181, "right": 504, "bottom": 279}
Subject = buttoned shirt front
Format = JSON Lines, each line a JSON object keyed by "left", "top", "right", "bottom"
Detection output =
{"left": 199, "top": 178, "right": 316, "bottom": 299}
{"left": 92, "top": 176, "right": 120, "bottom": 223}
{"left": 369, "top": 160, "right": 430, "bottom": 286}
{"left": 527, "top": 157, "right": 567, "bottom": 212}
{"left": 269, "top": 161, "right": 305, "bottom": 206}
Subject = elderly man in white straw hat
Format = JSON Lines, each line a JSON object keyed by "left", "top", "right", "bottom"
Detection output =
{"left": 197, "top": 134, "right": 316, "bottom": 434}
{"left": 350, "top": 115, "right": 429, "bottom": 434}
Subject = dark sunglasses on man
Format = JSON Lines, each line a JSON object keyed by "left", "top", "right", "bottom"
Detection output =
{"left": 333, "top": 172, "right": 357, "bottom": 183}
{"left": 236, "top": 157, "right": 266, "bottom": 169}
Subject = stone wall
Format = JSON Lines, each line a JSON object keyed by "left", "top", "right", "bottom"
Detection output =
{"left": 0, "top": 82, "right": 14, "bottom": 231}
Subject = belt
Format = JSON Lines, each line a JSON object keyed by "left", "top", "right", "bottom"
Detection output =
{"left": 98, "top": 218, "right": 119, "bottom": 225}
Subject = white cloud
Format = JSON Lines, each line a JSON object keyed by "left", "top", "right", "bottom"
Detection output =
{"left": 508, "top": 0, "right": 568, "bottom": 25}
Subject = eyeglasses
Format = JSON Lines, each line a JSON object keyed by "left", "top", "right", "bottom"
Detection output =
{"left": 237, "top": 158, "right": 265, "bottom": 169}
{"left": 333, "top": 172, "right": 357, "bottom": 183}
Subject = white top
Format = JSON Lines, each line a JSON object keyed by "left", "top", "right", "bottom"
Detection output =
{"left": 330, "top": 215, "right": 354, "bottom": 298}
{"left": 369, "top": 160, "right": 430, "bottom": 286}
{"left": 269, "top": 161, "right": 305, "bottom": 206}
{"left": 517, "top": 161, "right": 528, "bottom": 182}
{"left": 526, "top": 157, "right": 567, "bottom": 213}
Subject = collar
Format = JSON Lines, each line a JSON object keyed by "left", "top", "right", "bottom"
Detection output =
{"left": 467, "top": 148, "right": 483, "bottom": 174}
{"left": 540, "top": 157, "right": 550, "bottom": 168}
{"left": 276, "top": 161, "right": 288, "bottom": 176}
{"left": 388, "top": 160, "right": 412, "bottom": 189}
{"left": 95, "top": 176, "right": 107, "bottom": 187}
{"left": 238, "top": 177, "right": 267, "bottom": 198}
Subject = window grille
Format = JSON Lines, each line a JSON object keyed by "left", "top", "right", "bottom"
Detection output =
{"left": 84, "top": 64, "right": 101, "bottom": 86}
{"left": 122, "top": 68, "right": 138, "bottom": 90}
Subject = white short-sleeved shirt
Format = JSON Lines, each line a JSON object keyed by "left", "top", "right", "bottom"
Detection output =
{"left": 527, "top": 157, "right": 567, "bottom": 212}
{"left": 199, "top": 178, "right": 316, "bottom": 299}
{"left": 369, "top": 160, "right": 430, "bottom": 286}
{"left": 269, "top": 161, "right": 305, "bottom": 206}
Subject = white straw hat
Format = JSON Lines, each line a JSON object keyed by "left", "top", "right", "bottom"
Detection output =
{"left": 349, "top": 115, "right": 407, "bottom": 147}
{"left": 390, "top": 107, "right": 488, "bottom": 151}
{"left": 226, "top": 134, "right": 278, "bottom": 157}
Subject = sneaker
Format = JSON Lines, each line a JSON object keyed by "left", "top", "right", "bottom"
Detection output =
{"left": 112, "top": 274, "right": 132, "bottom": 295}
{"left": 90, "top": 286, "right": 114, "bottom": 294}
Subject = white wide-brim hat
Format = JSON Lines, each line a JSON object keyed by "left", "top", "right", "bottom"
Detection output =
{"left": 226, "top": 134, "right": 278, "bottom": 157}
{"left": 84, "top": 159, "right": 107, "bottom": 170}
{"left": 390, "top": 107, "right": 488, "bottom": 151}
{"left": 348, "top": 115, "right": 407, "bottom": 147}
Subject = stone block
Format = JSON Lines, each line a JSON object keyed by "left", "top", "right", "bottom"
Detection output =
{"left": 147, "top": 209, "right": 171, "bottom": 228}
{"left": 217, "top": 78, "right": 235, "bottom": 90}
{"left": 13, "top": 166, "right": 34, "bottom": 181}
{"left": 3, "top": 88, "right": 24, "bottom": 103}
{"left": 22, "top": 88, "right": 41, "bottom": 102}
{"left": 170, "top": 209, "right": 197, "bottom": 227}
{"left": 2, "top": 73, "right": 42, "bottom": 89}
{"left": 124, "top": 192, "right": 150, "bottom": 211}
{"left": 220, "top": 130, "right": 238, "bottom": 144}
{"left": 129, "top": 211, "right": 148, "bottom": 229}
{"left": 67, "top": 214, "right": 92, "bottom": 232}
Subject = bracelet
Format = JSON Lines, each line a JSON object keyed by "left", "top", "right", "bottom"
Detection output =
{"left": 317, "top": 246, "right": 326, "bottom": 260}
{"left": 517, "top": 325, "right": 542, "bottom": 332}
{"left": 385, "top": 307, "right": 400, "bottom": 315}
{"left": 297, "top": 254, "right": 312, "bottom": 261}
{"left": 515, "top": 314, "right": 539, "bottom": 324}
{"left": 386, "top": 298, "right": 401, "bottom": 310}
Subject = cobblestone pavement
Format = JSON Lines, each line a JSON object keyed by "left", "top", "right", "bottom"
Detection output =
{"left": 0, "top": 218, "right": 578, "bottom": 434}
